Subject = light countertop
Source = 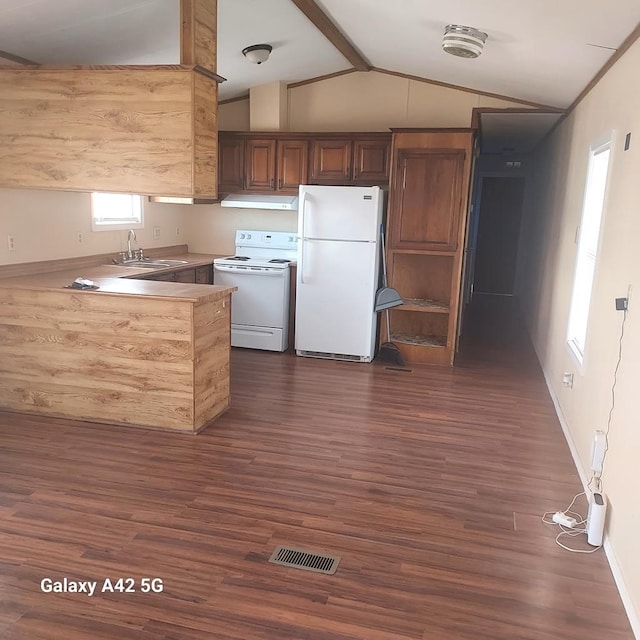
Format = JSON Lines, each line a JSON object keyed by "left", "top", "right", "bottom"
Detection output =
{"left": 0, "top": 252, "right": 236, "bottom": 302}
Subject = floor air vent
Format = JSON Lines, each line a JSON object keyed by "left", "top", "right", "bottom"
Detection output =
{"left": 268, "top": 546, "right": 340, "bottom": 575}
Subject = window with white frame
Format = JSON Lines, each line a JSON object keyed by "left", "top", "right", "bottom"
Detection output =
{"left": 91, "top": 192, "right": 144, "bottom": 231}
{"left": 566, "top": 138, "right": 612, "bottom": 365}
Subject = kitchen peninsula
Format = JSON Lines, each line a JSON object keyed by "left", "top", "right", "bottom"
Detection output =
{"left": 0, "top": 253, "right": 236, "bottom": 433}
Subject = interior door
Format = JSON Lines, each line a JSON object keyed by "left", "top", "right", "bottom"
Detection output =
{"left": 473, "top": 177, "right": 526, "bottom": 295}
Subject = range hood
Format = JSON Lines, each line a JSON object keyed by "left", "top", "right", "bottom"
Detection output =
{"left": 149, "top": 196, "right": 218, "bottom": 205}
{"left": 220, "top": 194, "right": 298, "bottom": 210}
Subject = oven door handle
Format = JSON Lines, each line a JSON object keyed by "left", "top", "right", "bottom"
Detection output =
{"left": 214, "top": 265, "right": 286, "bottom": 277}
{"left": 299, "top": 191, "right": 308, "bottom": 284}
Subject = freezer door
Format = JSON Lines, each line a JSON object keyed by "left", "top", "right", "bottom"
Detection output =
{"left": 298, "top": 185, "right": 382, "bottom": 242}
{"left": 295, "top": 238, "right": 379, "bottom": 360}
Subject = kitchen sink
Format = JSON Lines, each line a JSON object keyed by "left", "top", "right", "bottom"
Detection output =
{"left": 152, "top": 259, "right": 189, "bottom": 266}
{"left": 117, "top": 259, "right": 189, "bottom": 268}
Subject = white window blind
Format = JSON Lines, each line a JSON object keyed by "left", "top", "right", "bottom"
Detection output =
{"left": 91, "top": 192, "right": 144, "bottom": 231}
{"left": 567, "top": 140, "right": 611, "bottom": 364}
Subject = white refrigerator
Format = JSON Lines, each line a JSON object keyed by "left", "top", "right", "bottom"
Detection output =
{"left": 295, "top": 185, "right": 383, "bottom": 362}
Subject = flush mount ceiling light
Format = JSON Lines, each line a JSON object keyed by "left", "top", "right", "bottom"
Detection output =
{"left": 242, "top": 44, "right": 272, "bottom": 64}
{"left": 442, "top": 24, "right": 488, "bottom": 58}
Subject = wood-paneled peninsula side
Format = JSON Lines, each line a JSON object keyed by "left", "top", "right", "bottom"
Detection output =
{"left": 0, "top": 256, "right": 236, "bottom": 433}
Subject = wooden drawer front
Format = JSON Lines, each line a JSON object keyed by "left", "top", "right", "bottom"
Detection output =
{"left": 277, "top": 140, "right": 308, "bottom": 191}
{"left": 310, "top": 140, "right": 352, "bottom": 183}
{"left": 391, "top": 149, "right": 465, "bottom": 252}
{"left": 353, "top": 139, "right": 390, "bottom": 184}
{"left": 245, "top": 139, "right": 276, "bottom": 191}
{"left": 218, "top": 136, "right": 245, "bottom": 193}
{"left": 195, "top": 264, "right": 213, "bottom": 284}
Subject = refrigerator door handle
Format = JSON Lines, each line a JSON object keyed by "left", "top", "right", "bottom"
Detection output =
{"left": 299, "top": 191, "right": 308, "bottom": 284}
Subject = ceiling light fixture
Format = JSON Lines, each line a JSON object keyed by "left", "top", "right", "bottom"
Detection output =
{"left": 442, "top": 24, "right": 488, "bottom": 59}
{"left": 242, "top": 44, "right": 273, "bottom": 64}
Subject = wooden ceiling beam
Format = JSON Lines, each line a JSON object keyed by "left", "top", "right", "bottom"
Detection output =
{"left": 0, "top": 50, "right": 38, "bottom": 65}
{"left": 180, "top": 0, "right": 217, "bottom": 73}
{"left": 290, "top": 0, "right": 370, "bottom": 71}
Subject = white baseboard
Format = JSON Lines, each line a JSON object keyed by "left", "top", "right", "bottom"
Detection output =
{"left": 542, "top": 368, "right": 640, "bottom": 639}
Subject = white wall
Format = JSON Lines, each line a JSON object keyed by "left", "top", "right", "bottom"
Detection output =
{"left": 520, "top": 39, "right": 640, "bottom": 635}
{"left": 182, "top": 205, "right": 296, "bottom": 256}
{"left": 288, "top": 70, "right": 529, "bottom": 131}
{"left": 196, "top": 70, "right": 531, "bottom": 254}
{"left": 0, "top": 71, "right": 534, "bottom": 265}
{"left": 0, "top": 188, "right": 190, "bottom": 265}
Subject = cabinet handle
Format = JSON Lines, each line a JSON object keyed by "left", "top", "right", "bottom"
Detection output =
{"left": 402, "top": 166, "right": 407, "bottom": 190}
{"left": 271, "top": 178, "right": 274, "bottom": 189}
{"left": 278, "top": 178, "right": 282, "bottom": 190}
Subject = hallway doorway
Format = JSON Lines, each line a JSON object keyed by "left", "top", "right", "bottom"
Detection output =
{"left": 473, "top": 176, "right": 526, "bottom": 296}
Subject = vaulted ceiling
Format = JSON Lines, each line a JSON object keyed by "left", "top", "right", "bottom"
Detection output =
{"left": 1, "top": 0, "right": 639, "bottom": 109}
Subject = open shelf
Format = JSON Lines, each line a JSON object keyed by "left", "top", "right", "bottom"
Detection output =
{"left": 389, "top": 253, "right": 453, "bottom": 304}
{"left": 398, "top": 297, "right": 449, "bottom": 313}
{"left": 391, "top": 333, "right": 446, "bottom": 348}
{"left": 388, "top": 308, "right": 449, "bottom": 349}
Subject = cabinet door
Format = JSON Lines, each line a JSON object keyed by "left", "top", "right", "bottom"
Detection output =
{"left": 389, "top": 149, "right": 465, "bottom": 252}
{"left": 195, "top": 264, "right": 213, "bottom": 284}
{"left": 352, "top": 138, "right": 390, "bottom": 185}
{"left": 245, "top": 139, "right": 277, "bottom": 191}
{"left": 310, "top": 139, "right": 352, "bottom": 183}
{"left": 173, "top": 268, "right": 197, "bottom": 283}
{"left": 277, "top": 140, "right": 308, "bottom": 192}
{"left": 150, "top": 271, "right": 177, "bottom": 282}
{"left": 218, "top": 135, "right": 245, "bottom": 193}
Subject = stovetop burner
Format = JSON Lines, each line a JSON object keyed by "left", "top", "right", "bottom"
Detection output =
{"left": 268, "top": 258, "right": 291, "bottom": 264}
{"left": 226, "top": 256, "right": 250, "bottom": 261}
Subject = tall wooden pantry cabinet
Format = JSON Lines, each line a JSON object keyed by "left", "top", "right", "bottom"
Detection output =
{"left": 384, "top": 129, "right": 475, "bottom": 365}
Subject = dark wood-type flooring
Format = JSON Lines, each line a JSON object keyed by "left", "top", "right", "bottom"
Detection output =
{"left": 0, "top": 296, "right": 633, "bottom": 639}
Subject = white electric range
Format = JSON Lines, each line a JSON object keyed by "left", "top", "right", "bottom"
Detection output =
{"left": 213, "top": 230, "right": 297, "bottom": 352}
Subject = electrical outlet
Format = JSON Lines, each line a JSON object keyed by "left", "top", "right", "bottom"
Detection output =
{"left": 176, "top": 227, "right": 180, "bottom": 237}
{"left": 7, "top": 234, "right": 15, "bottom": 251}
{"left": 562, "top": 372, "right": 574, "bottom": 388}
{"left": 77, "top": 232, "right": 83, "bottom": 244}
{"left": 153, "top": 227, "right": 161, "bottom": 239}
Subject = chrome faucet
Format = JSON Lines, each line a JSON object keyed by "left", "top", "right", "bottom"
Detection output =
{"left": 126, "top": 229, "right": 137, "bottom": 260}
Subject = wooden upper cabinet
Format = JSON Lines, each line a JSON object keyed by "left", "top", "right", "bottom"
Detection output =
{"left": 390, "top": 149, "right": 465, "bottom": 252}
{"left": 218, "top": 133, "right": 245, "bottom": 193}
{"left": 353, "top": 138, "right": 390, "bottom": 184}
{"left": 277, "top": 139, "right": 309, "bottom": 192}
{"left": 0, "top": 66, "right": 220, "bottom": 197}
{"left": 0, "top": 1, "right": 221, "bottom": 197}
{"left": 248, "top": 138, "right": 308, "bottom": 193}
{"left": 310, "top": 135, "right": 390, "bottom": 185}
{"left": 217, "top": 132, "right": 390, "bottom": 193}
{"left": 310, "top": 139, "right": 353, "bottom": 183}
{"left": 245, "top": 139, "right": 277, "bottom": 191}
{"left": 218, "top": 134, "right": 308, "bottom": 194}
